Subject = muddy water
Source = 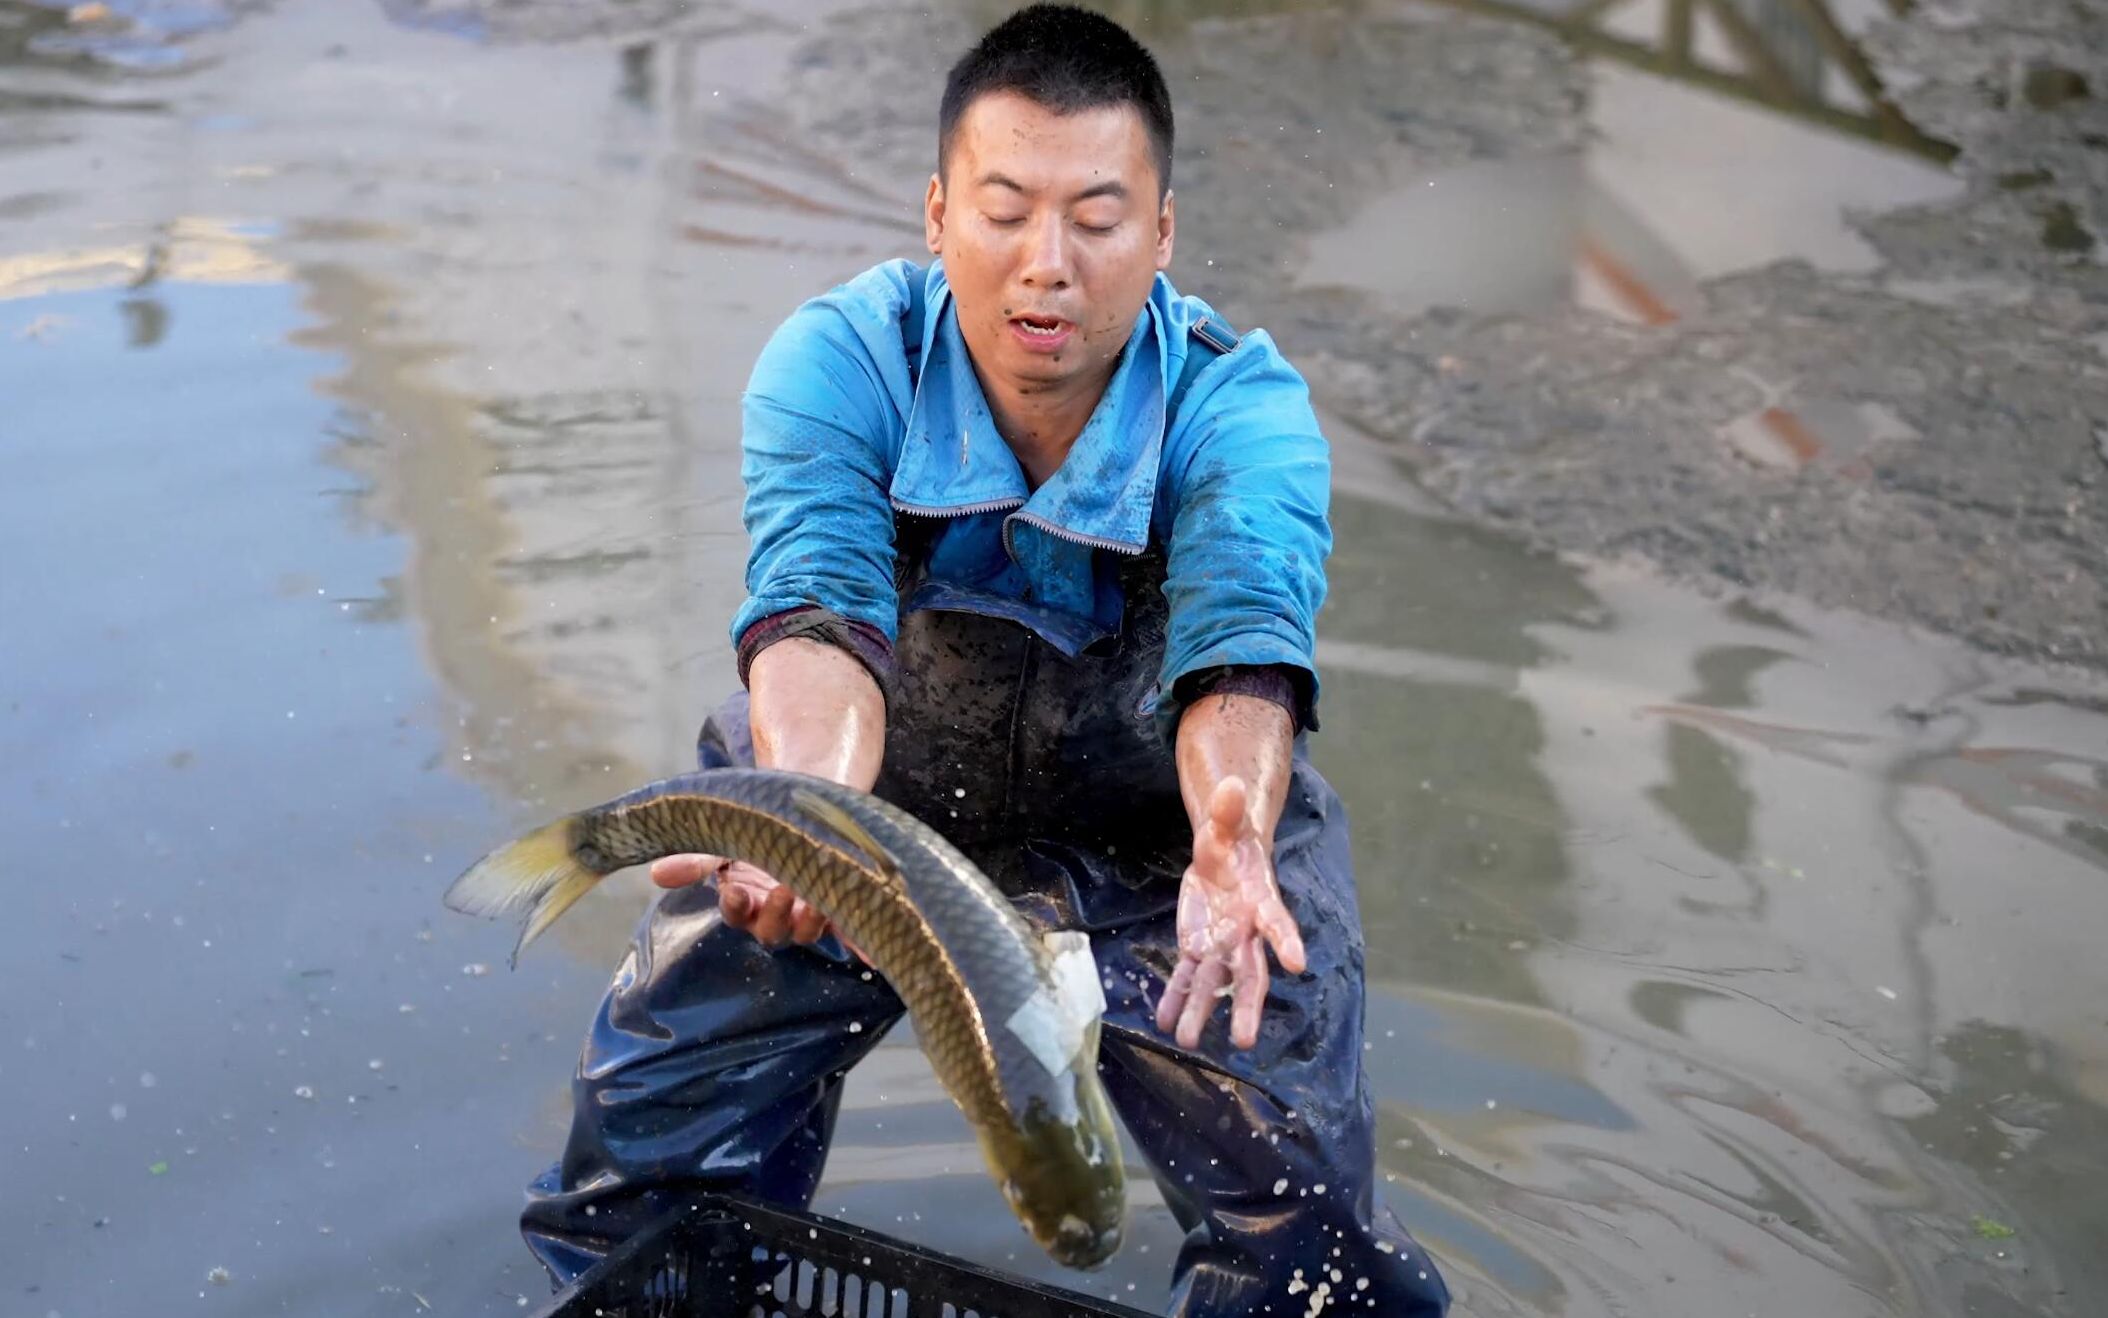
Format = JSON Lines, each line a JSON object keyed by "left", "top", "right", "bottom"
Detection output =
{"left": 3, "top": 1, "right": 2104, "bottom": 1316}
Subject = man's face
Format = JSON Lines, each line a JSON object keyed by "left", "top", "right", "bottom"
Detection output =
{"left": 925, "top": 91, "right": 1174, "bottom": 396}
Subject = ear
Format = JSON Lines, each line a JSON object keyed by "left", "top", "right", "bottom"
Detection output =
{"left": 1155, "top": 189, "right": 1176, "bottom": 271}
{"left": 924, "top": 173, "right": 946, "bottom": 256}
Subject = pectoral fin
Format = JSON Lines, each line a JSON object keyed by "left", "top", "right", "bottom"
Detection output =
{"left": 791, "top": 788, "right": 905, "bottom": 882}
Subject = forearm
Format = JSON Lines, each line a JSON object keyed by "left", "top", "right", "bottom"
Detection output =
{"left": 747, "top": 636, "right": 886, "bottom": 790}
{"left": 1175, "top": 691, "right": 1294, "bottom": 848}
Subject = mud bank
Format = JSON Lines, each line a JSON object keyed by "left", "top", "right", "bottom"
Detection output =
{"left": 657, "top": 0, "right": 2108, "bottom": 673}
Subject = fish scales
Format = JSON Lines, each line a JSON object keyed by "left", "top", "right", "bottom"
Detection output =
{"left": 445, "top": 766, "right": 1126, "bottom": 1267}
{"left": 583, "top": 780, "right": 1019, "bottom": 1126}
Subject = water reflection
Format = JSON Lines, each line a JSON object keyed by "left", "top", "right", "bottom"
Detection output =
{"left": 1644, "top": 646, "right": 1792, "bottom": 868}
{"left": 1648, "top": 704, "right": 2108, "bottom": 872}
{"left": 1318, "top": 474, "right": 2108, "bottom": 1312}
{"left": 1905, "top": 1020, "right": 2108, "bottom": 1305}
{"left": 1424, "top": 0, "right": 1953, "bottom": 163}
{"left": 1299, "top": 0, "right": 1961, "bottom": 331}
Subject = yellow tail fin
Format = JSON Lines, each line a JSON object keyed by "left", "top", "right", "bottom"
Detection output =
{"left": 444, "top": 818, "right": 598, "bottom": 967}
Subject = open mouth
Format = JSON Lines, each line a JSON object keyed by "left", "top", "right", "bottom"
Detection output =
{"left": 1008, "top": 313, "right": 1075, "bottom": 352}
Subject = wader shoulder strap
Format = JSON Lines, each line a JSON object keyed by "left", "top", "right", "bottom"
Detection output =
{"left": 1171, "top": 314, "right": 1240, "bottom": 418}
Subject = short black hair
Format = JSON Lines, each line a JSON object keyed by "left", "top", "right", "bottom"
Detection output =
{"left": 938, "top": 4, "right": 1175, "bottom": 193}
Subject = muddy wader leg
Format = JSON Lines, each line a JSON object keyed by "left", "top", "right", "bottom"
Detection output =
{"left": 1085, "top": 760, "right": 1452, "bottom": 1318}
{"left": 518, "top": 693, "right": 907, "bottom": 1285}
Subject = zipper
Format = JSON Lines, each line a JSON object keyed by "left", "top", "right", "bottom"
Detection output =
{"left": 891, "top": 496, "right": 1025, "bottom": 520}
{"left": 1002, "top": 509, "right": 1147, "bottom": 561}
{"left": 896, "top": 497, "right": 1146, "bottom": 573}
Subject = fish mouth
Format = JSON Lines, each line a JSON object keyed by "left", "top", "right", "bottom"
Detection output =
{"left": 983, "top": 1105, "right": 1127, "bottom": 1271}
{"left": 1047, "top": 1216, "right": 1122, "bottom": 1270}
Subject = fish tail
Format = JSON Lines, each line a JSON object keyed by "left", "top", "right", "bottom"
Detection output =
{"left": 443, "top": 817, "right": 599, "bottom": 968}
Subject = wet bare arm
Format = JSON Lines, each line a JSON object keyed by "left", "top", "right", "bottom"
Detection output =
{"left": 748, "top": 636, "right": 886, "bottom": 788}
{"left": 651, "top": 636, "right": 884, "bottom": 951}
{"left": 1157, "top": 691, "right": 1309, "bottom": 1051}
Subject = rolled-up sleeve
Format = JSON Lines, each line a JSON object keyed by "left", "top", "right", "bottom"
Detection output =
{"left": 1158, "top": 331, "right": 1332, "bottom": 732}
{"left": 731, "top": 301, "right": 902, "bottom": 651}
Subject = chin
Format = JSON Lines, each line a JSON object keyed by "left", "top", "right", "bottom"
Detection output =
{"left": 1013, "top": 345, "right": 1092, "bottom": 378}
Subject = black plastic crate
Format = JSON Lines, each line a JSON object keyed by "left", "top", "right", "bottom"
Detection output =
{"left": 533, "top": 1193, "right": 1160, "bottom": 1318}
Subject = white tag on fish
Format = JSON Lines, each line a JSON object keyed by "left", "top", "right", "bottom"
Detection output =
{"left": 1004, "top": 931, "right": 1104, "bottom": 1078}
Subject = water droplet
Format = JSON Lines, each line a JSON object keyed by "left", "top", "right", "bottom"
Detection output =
{"left": 294, "top": 1086, "right": 314, "bottom": 1100}
{"left": 139, "top": 1072, "right": 156, "bottom": 1088}
{"left": 109, "top": 1104, "right": 127, "bottom": 1122}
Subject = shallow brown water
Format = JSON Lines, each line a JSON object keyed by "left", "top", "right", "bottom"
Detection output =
{"left": 3, "top": 2, "right": 2103, "bottom": 1315}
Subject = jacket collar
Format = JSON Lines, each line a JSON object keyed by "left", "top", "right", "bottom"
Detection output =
{"left": 893, "top": 263, "right": 1167, "bottom": 555}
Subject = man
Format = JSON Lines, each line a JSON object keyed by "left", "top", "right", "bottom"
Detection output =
{"left": 521, "top": 6, "right": 1450, "bottom": 1315}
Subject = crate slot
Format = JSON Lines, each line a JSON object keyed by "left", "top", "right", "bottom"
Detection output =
{"left": 534, "top": 1193, "right": 1150, "bottom": 1318}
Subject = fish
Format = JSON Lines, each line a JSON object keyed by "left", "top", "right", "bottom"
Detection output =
{"left": 443, "top": 767, "right": 1127, "bottom": 1269}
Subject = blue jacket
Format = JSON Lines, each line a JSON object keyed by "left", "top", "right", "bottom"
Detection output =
{"left": 733, "top": 258, "right": 1331, "bottom": 727}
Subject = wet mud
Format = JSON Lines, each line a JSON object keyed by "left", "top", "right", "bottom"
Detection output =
{"left": 733, "top": 0, "right": 2108, "bottom": 673}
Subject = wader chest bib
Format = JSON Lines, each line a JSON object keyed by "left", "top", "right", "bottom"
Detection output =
{"left": 517, "top": 322, "right": 1452, "bottom": 1318}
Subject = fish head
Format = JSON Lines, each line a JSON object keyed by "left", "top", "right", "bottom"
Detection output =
{"left": 982, "top": 1049, "right": 1128, "bottom": 1269}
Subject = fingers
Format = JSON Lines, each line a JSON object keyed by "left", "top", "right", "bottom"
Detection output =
{"left": 650, "top": 853, "right": 725, "bottom": 889}
{"left": 788, "top": 897, "right": 831, "bottom": 946}
{"left": 1156, "top": 957, "right": 1197, "bottom": 1035}
{"left": 714, "top": 866, "right": 768, "bottom": 928}
{"left": 1175, "top": 956, "right": 1232, "bottom": 1051}
{"left": 1158, "top": 946, "right": 1274, "bottom": 1052}
{"left": 746, "top": 882, "right": 800, "bottom": 945}
{"left": 1258, "top": 896, "right": 1307, "bottom": 976}
{"left": 1229, "top": 935, "right": 1268, "bottom": 1050}
{"left": 712, "top": 865, "right": 832, "bottom": 949}
{"left": 717, "top": 869, "right": 788, "bottom": 941}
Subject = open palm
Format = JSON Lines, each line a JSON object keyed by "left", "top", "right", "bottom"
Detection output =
{"left": 1155, "top": 776, "right": 1307, "bottom": 1051}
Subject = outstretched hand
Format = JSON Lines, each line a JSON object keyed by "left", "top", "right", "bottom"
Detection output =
{"left": 651, "top": 855, "right": 866, "bottom": 962}
{"left": 1155, "top": 776, "right": 1307, "bottom": 1051}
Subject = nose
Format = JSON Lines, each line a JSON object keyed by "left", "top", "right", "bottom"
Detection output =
{"left": 1017, "top": 213, "right": 1072, "bottom": 291}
